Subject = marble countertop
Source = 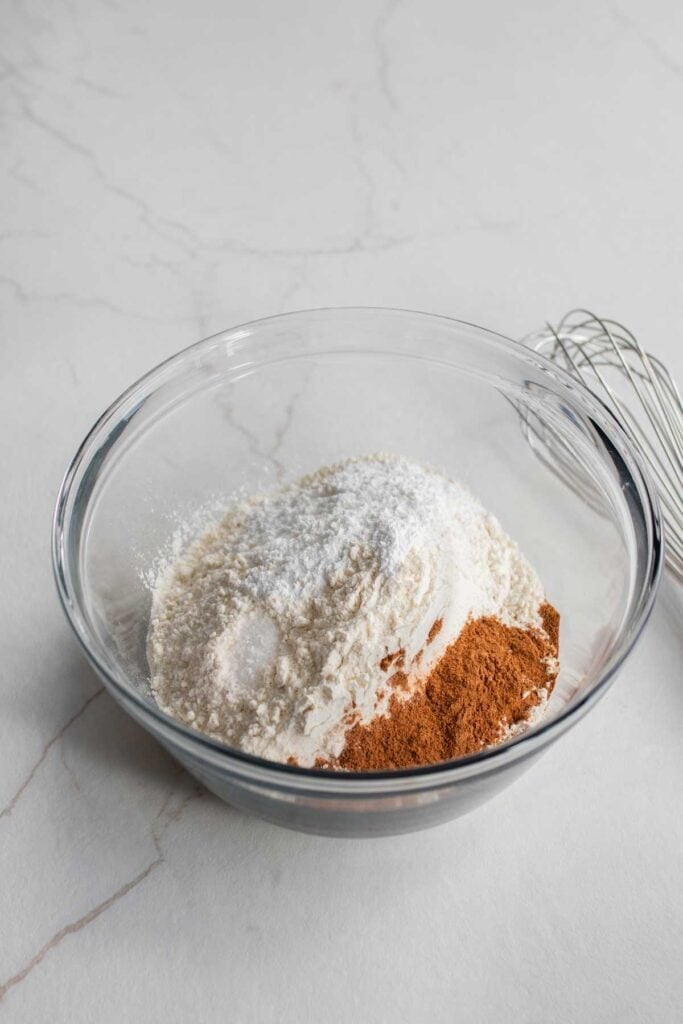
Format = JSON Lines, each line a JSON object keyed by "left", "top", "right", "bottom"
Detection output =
{"left": 2, "top": 0, "right": 682, "bottom": 1020}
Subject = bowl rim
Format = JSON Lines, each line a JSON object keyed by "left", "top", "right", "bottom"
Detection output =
{"left": 52, "top": 306, "right": 664, "bottom": 790}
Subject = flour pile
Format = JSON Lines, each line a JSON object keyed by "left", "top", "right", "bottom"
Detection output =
{"left": 147, "top": 455, "right": 546, "bottom": 766}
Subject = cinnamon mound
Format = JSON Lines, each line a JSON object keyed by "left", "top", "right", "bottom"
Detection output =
{"left": 329, "top": 604, "right": 559, "bottom": 771}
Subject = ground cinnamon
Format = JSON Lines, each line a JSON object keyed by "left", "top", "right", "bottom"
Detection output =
{"left": 328, "top": 603, "right": 559, "bottom": 771}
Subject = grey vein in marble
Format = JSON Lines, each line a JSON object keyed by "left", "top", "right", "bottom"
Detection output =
{"left": 0, "top": 785, "right": 203, "bottom": 1002}
{"left": 609, "top": 2, "right": 683, "bottom": 77}
{"left": 373, "top": 0, "right": 402, "bottom": 112}
{"left": 0, "top": 689, "right": 104, "bottom": 823}
{"left": 221, "top": 369, "right": 310, "bottom": 482}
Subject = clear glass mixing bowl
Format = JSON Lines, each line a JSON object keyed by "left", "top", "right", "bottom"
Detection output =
{"left": 52, "top": 309, "right": 662, "bottom": 837}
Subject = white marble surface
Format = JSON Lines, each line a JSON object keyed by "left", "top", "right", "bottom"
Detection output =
{"left": 2, "top": 0, "right": 683, "bottom": 1020}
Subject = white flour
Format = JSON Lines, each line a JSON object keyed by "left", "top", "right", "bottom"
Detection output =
{"left": 148, "top": 455, "right": 546, "bottom": 766}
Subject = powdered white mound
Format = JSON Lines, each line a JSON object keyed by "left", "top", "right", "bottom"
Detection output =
{"left": 148, "top": 455, "right": 545, "bottom": 766}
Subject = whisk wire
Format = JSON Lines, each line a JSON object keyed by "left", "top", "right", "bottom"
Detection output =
{"left": 521, "top": 309, "right": 683, "bottom": 582}
{"left": 599, "top": 317, "right": 683, "bottom": 474}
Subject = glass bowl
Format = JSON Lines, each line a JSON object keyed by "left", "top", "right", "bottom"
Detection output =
{"left": 52, "top": 308, "right": 662, "bottom": 837}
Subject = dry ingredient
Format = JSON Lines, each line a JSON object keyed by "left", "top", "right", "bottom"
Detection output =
{"left": 147, "top": 454, "right": 558, "bottom": 768}
{"left": 326, "top": 605, "right": 559, "bottom": 770}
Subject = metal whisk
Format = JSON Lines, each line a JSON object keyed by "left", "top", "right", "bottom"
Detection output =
{"left": 520, "top": 309, "right": 683, "bottom": 583}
